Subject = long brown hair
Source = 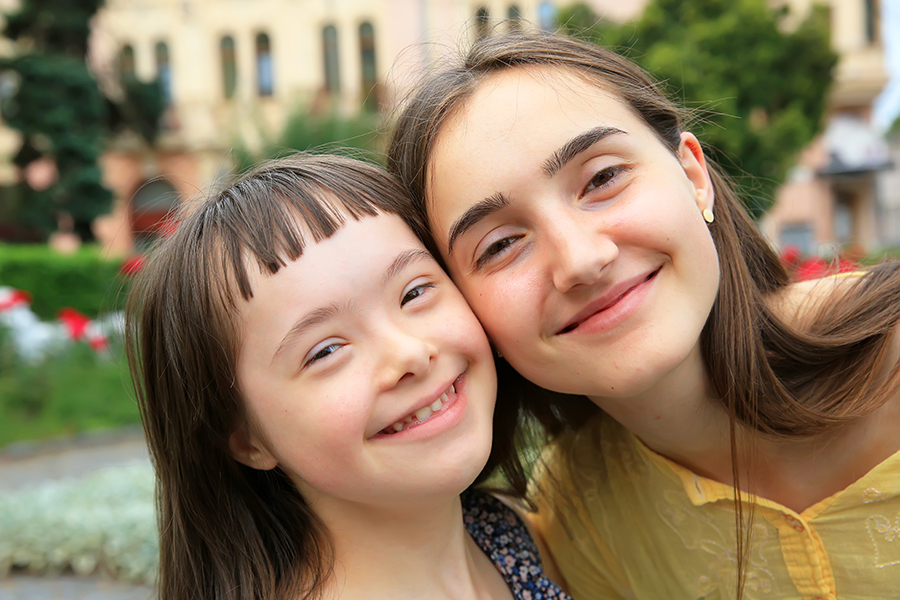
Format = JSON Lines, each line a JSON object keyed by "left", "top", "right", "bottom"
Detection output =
{"left": 387, "top": 30, "right": 900, "bottom": 595}
{"left": 125, "top": 154, "right": 470, "bottom": 600}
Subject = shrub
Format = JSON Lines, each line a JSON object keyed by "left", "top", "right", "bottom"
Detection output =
{"left": 0, "top": 244, "right": 128, "bottom": 320}
{"left": 0, "top": 329, "right": 138, "bottom": 447}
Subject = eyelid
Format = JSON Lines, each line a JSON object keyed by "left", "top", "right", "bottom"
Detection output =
{"left": 302, "top": 339, "right": 344, "bottom": 368}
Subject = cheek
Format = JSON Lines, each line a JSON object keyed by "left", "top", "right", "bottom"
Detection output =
{"left": 456, "top": 274, "right": 541, "bottom": 348}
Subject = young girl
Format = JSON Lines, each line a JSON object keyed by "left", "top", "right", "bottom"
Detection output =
{"left": 125, "top": 154, "right": 571, "bottom": 600}
{"left": 387, "top": 31, "right": 900, "bottom": 599}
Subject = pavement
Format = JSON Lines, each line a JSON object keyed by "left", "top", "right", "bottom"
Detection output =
{"left": 0, "top": 428, "right": 157, "bottom": 600}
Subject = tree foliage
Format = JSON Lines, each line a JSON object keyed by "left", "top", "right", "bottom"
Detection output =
{"left": 233, "top": 109, "right": 384, "bottom": 173}
{"left": 0, "top": 0, "right": 164, "bottom": 240}
{"left": 558, "top": 0, "right": 837, "bottom": 217}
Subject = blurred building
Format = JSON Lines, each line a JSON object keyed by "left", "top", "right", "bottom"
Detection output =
{"left": 760, "top": 0, "right": 895, "bottom": 256}
{"left": 0, "top": 0, "right": 894, "bottom": 256}
{"left": 87, "top": 0, "right": 606, "bottom": 256}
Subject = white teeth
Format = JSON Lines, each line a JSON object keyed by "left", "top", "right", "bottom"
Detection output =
{"left": 415, "top": 406, "right": 433, "bottom": 421}
{"left": 392, "top": 422, "right": 404, "bottom": 432}
{"left": 404, "top": 416, "right": 413, "bottom": 423}
{"left": 450, "top": 383, "right": 456, "bottom": 394}
{"left": 431, "top": 397, "right": 444, "bottom": 412}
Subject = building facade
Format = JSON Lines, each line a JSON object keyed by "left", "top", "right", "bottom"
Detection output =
{"left": 89, "top": 0, "right": 574, "bottom": 255}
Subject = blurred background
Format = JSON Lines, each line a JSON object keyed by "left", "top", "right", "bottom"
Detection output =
{"left": 0, "top": 0, "right": 898, "bottom": 594}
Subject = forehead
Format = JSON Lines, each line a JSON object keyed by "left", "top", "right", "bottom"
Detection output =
{"left": 442, "top": 66, "right": 637, "bottom": 141}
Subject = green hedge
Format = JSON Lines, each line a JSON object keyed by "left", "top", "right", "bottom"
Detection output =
{"left": 0, "top": 244, "right": 129, "bottom": 320}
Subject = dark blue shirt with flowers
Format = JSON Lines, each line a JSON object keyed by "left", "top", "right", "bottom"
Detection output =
{"left": 463, "top": 490, "right": 573, "bottom": 600}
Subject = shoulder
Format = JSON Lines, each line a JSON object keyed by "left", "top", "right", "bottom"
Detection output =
{"left": 494, "top": 494, "right": 569, "bottom": 590}
{"left": 769, "top": 271, "right": 863, "bottom": 328}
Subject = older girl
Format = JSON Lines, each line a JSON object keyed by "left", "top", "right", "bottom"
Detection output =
{"left": 388, "top": 31, "right": 900, "bottom": 600}
{"left": 126, "top": 154, "right": 570, "bottom": 600}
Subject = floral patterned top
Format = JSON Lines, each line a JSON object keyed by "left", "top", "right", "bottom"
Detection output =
{"left": 463, "top": 490, "right": 572, "bottom": 600}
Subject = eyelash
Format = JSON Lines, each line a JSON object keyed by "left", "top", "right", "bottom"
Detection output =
{"left": 473, "top": 165, "right": 627, "bottom": 270}
{"left": 306, "top": 343, "right": 342, "bottom": 366}
{"left": 401, "top": 282, "right": 436, "bottom": 307}
{"left": 581, "top": 164, "right": 628, "bottom": 198}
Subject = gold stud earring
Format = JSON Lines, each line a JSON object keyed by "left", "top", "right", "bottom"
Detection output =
{"left": 702, "top": 208, "right": 714, "bottom": 224}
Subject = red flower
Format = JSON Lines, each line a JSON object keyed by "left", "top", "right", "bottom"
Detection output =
{"left": 119, "top": 254, "right": 146, "bottom": 276}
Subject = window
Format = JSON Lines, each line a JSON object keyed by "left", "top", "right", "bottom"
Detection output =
{"left": 359, "top": 22, "right": 377, "bottom": 111}
{"left": 475, "top": 7, "right": 490, "bottom": 39}
{"left": 155, "top": 41, "right": 172, "bottom": 104}
{"left": 538, "top": 2, "right": 557, "bottom": 31}
{"left": 779, "top": 223, "right": 814, "bottom": 256}
{"left": 507, "top": 5, "right": 522, "bottom": 31}
{"left": 119, "top": 44, "right": 136, "bottom": 79}
{"left": 322, "top": 25, "right": 340, "bottom": 94}
{"left": 865, "top": 0, "right": 879, "bottom": 44}
{"left": 220, "top": 36, "right": 237, "bottom": 99}
{"left": 256, "top": 33, "right": 274, "bottom": 96}
{"left": 130, "top": 179, "right": 179, "bottom": 251}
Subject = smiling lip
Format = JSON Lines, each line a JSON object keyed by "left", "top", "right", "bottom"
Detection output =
{"left": 372, "top": 373, "right": 465, "bottom": 439}
{"left": 557, "top": 268, "right": 660, "bottom": 335}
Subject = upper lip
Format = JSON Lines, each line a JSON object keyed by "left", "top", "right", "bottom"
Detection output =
{"left": 371, "top": 373, "right": 461, "bottom": 437}
{"left": 557, "top": 269, "right": 658, "bottom": 334}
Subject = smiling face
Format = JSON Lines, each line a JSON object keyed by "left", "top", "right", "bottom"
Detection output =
{"left": 232, "top": 211, "right": 496, "bottom": 512}
{"left": 427, "top": 66, "right": 720, "bottom": 403}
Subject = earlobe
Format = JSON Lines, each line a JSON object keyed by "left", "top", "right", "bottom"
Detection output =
{"left": 679, "top": 132, "right": 715, "bottom": 212}
{"left": 228, "top": 424, "right": 278, "bottom": 471}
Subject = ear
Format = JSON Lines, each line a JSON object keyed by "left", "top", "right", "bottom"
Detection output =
{"left": 228, "top": 423, "right": 278, "bottom": 471}
{"left": 678, "top": 132, "right": 715, "bottom": 212}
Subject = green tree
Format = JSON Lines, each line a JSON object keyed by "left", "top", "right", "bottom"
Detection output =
{"left": 0, "top": 0, "right": 164, "bottom": 240}
{"left": 234, "top": 108, "right": 384, "bottom": 173}
{"left": 559, "top": 0, "right": 837, "bottom": 217}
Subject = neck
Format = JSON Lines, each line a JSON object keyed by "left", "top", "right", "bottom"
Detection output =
{"left": 589, "top": 343, "right": 900, "bottom": 513}
{"left": 316, "top": 495, "right": 509, "bottom": 600}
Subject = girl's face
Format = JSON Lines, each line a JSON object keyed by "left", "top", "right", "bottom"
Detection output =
{"left": 426, "top": 67, "right": 720, "bottom": 401}
{"left": 232, "top": 212, "right": 496, "bottom": 512}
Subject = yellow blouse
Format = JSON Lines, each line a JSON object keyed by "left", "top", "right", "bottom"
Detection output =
{"left": 533, "top": 413, "right": 900, "bottom": 600}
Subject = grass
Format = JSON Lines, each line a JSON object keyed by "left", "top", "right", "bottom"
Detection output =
{"left": 0, "top": 332, "right": 139, "bottom": 448}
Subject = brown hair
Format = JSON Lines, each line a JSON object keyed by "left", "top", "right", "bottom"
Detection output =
{"left": 387, "top": 30, "right": 900, "bottom": 595}
{"left": 125, "top": 153, "right": 473, "bottom": 600}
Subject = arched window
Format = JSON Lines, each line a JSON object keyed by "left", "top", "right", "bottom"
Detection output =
{"left": 118, "top": 44, "right": 136, "bottom": 79}
{"left": 507, "top": 5, "right": 522, "bottom": 31}
{"left": 322, "top": 25, "right": 340, "bottom": 94}
{"left": 220, "top": 35, "right": 237, "bottom": 99}
{"left": 359, "top": 22, "right": 377, "bottom": 111}
{"left": 130, "top": 179, "right": 180, "bottom": 250}
{"left": 475, "top": 7, "right": 490, "bottom": 40}
{"left": 155, "top": 41, "right": 172, "bottom": 104}
{"left": 256, "top": 33, "right": 274, "bottom": 97}
{"left": 538, "top": 2, "right": 557, "bottom": 31}
{"left": 865, "top": 0, "right": 879, "bottom": 44}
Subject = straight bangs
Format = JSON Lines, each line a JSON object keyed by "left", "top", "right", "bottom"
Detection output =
{"left": 205, "top": 154, "right": 422, "bottom": 306}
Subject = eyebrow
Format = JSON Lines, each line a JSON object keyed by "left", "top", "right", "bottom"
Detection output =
{"left": 447, "top": 192, "right": 508, "bottom": 256}
{"left": 541, "top": 126, "right": 626, "bottom": 178}
{"left": 271, "top": 248, "right": 435, "bottom": 365}
{"left": 445, "top": 126, "right": 626, "bottom": 256}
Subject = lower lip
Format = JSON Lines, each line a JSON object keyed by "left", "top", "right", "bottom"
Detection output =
{"left": 373, "top": 375, "right": 468, "bottom": 442}
{"left": 564, "top": 270, "right": 659, "bottom": 336}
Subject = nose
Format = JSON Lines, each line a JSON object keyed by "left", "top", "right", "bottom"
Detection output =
{"left": 547, "top": 210, "right": 618, "bottom": 292}
{"left": 374, "top": 320, "right": 437, "bottom": 391}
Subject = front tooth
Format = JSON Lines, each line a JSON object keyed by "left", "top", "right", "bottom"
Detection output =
{"left": 415, "top": 406, "right": 433, "bottom": 421}
{"left": 392, "top": 422, "right": 404, "bottom": 432}
{"left": 431, "top": 398, "right": 443, "bottom": 412}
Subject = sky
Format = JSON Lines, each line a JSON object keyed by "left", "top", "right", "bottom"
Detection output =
{"left": 874, "top": 0, "right": 900, "bottom": 131}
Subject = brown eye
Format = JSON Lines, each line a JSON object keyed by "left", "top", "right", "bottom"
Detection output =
{"left": 401, "top": 283, "right": 435, "bottom": 307}
{"left": 476, "top": 235, "right": 523, "bottom": 270}
{"left": 582, "top": 165, "right": 626, "bottom": 197}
